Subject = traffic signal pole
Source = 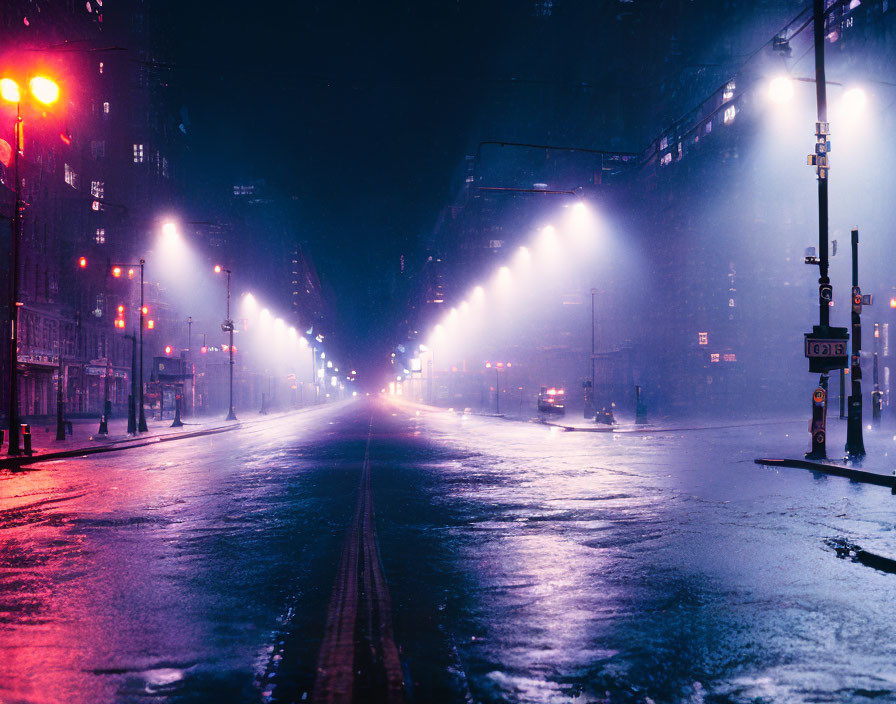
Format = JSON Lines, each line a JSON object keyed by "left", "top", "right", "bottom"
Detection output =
{"left": 806, "top": 0, "right": 834, "bottom": 460}
{"left": 845, "top": 228, "right": 865, "bottom": 458}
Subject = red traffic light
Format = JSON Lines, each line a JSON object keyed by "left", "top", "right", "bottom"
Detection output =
{"left": 200, "top": 346, "right": 208, "bottom": 354}
{"left": 164, "top": 345, "right": 172, "bottom": 355}
{"left": 78, "top": 256, "right": 87, "bottom": 268}
{"left": 117, "top": 304, "right": 125, "bottom": 314}
{"left": 111, "top": 266, "right": 122, "bottom": 278}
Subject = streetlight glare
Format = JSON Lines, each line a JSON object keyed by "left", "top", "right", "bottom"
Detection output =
{"left": 214, "top": 264, "right": 222, "bottom": 273}
{"left": 161, "top": 221, "right": 178, "bottom": 242}
{"left": 0, "top": 78, "right": 20, "bottom": 103}
{"left": 29, "top": 76, "right": 59, "bottom": 105}
{"left": 768, "top": 76, "right": 794, "bottom": 104}
{"left": 842, "top": 87, "right": 867, "bottom": 114}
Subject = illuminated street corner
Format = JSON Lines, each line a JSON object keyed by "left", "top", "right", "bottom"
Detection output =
{"left": 3, "top": 2, "right": 896, "bottom": 704}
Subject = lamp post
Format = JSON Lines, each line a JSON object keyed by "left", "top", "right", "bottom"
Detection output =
{"left": 215, "top": 265, "right": 237, "bottom": 420}
{"left": 486, "top": 362, "right": 509, "bottom": 414}
{"left": 2, "top": 75, "right": 60, "bottom": 455}
{"left": 111, "top": 260, "right": 147, "bottom": 431}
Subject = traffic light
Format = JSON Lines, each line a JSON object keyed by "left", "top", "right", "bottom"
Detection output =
{"left": 147, "top": 319, "right": 155, "bottom": 330}
{"left": 111, "top": 266, "right": 122, "bottom": 278}
{"left": 78, "top": 256, "right": 87, "bottom": 268}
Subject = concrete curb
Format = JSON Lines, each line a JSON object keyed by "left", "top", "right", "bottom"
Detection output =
{"left": 755, "top": 457, "right": 896, "bottom": 489}
{"left": 1, "top": 404, "right": 335, "bottom": 471}
{"left": 1, "top": 422, "right": 243, "bottom": 471}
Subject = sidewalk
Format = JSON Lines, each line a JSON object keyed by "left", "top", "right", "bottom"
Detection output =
{"left": 755, "top": 416, "right": 896, "bottom": 489}
{"left": 0, "top": 405, "right": 324, "bottom": 470}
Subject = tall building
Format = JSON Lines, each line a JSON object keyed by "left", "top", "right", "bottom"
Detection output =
{"left": 1, "top": 0, "right": 187, "bottom": 422}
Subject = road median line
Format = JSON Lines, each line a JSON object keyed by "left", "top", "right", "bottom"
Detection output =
{"left": 312, "top": 418, "right": 404, "bottom": 704}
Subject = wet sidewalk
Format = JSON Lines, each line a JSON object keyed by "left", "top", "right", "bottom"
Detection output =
{"left": 756, "top": 415, "right": 896, "bottom": 488}
{"left": 0, "top": 406, "right": 324, "bottom": 470}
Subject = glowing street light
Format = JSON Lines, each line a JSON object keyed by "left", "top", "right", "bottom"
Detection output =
{"left": 28, "top": 77, "right": 60, "bottom": 105}
{"left": 841, "top": 87, "right": 867, "bottom": 116}
{"left": 0, "top": 78, "right": 21, "bottom": 103}
{"left": 1, "top": 72, "right": 61, "bottom": 455}
{"left": 768, "top": 76, "right": 794, "bottom": 104}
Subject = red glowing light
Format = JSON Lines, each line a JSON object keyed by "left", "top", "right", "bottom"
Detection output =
{"left": 147, "top": 319, "right": 155, "bottom": 330}
{"left": 200, "top": 346, "right": 208, "bottom": 354}
{"left": 78, "top": 256, "right": 88, "bottom": 268}
{"left": 117, "top": 305, "right": 124, "bottom": 314}
{"left": 59, "top": 132, "right": 71, "bottom": 146}
{"left": 164, "top": 345, "right": 172, "bottom": 355}
{"left": 141, "top": 306, "right": 148, "bottom": 315}
{"left": 111, "top": 266, "right": 122, "bottom": 278}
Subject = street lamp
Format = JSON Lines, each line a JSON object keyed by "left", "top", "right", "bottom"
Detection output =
{"left": 112, "top": 259, "right": 148, "bottom": 432}
{"left": 485, "top": 361, "right": 510, "bottom": 414}
{"left": 215, "top": 265, "right": 238, "bottom": 420}
{"left": 2, "top": 73, "right": 60, "bottom": 455}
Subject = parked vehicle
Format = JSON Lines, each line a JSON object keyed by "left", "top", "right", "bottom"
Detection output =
{"left": 537, "top": 386, "right": 566, "bottom": 415}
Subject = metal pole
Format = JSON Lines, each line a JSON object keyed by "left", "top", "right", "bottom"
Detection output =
{"left": 7, "top": 105, "right": 22, "bottom": 455}
{"left": 225, "top": 270, "right": 237, "bottom": 420}
{"left": 186, "top": 316, "right": 193, "bottom": 416}
{"left": 127, "top": 333, "right": 137, "bottom": 434}
{"left": 56, "top": 354, "right": 65, "bottom": 441}
{"left": 873, "top": 322, "right": 882, "bottom": 426}
{"left": 839, "top": 368, "right": 846, "bottom": 419}
{"left": 845, "top": 228, "right": 865, "bottom": 458}
{"left": 495, "top": 368, "right": 500, "bottom": 415}
{"left": 137, "top": 259, "right": 148, "bottom": 432}
{"left": 814, "top": 0, "right": 831, "bottom": 329}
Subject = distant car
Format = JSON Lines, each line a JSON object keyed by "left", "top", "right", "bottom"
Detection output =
{"left": 537, "top": 386, "right": 566, "bottom": 415}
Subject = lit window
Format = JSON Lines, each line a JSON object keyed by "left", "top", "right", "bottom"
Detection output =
{"left": 723, "top": 353, "right": 737, "bottom": 362}
{"left": 103, "top": 101, "right": 110, "bottom": 114}
{"left": 723, "top": 106, "right": 736, "bottom": 124}
{"left": 90, "top": 180, "right": 104, "bottom": 199}
{"left": 723, "top": 81, "right": 735, "bottom": 102}
{"left": 95, "top": 228, "right": 106, "bottom": 244}
{"left": 710, "top": 353, "right": 720, "bottom": 363}
{"left": 91, "top": 200, "right": 103, "bottom": 211}
{"left": 64, "top": 163, "right": 79, "bottom": 189}
{"left": 133, "top": 144, "right": 144, "bottom": 163}
{"left": 705, "top": 120, "right": 712, "bottom": 135}
{"left": 698, "top": 332, "right": 708, "bottom": 346}
{"left": 728, "top": 298, "right": 735, "bottom": 307}
{"left": 661, "top": 152, "right": 672, "bottom": 165}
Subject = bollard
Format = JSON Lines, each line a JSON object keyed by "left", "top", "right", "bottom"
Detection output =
{"left": 66, "top": 420, "right": 73, "bottom": 436}
{"left": 171, "top": 396, "right": 184, "bottom": 428}
{"left": 98, "top": 414, "right": 109, "bottom": 436}
{"left": 21, "top": 424, "right": 32, "bottom": 455}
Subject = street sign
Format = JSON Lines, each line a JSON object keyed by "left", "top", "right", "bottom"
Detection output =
{"left": 805, "top": 325, "right": 849, "bottom": 372}
{"left": 806, "top": 339, "right": 847, "bottom": 358}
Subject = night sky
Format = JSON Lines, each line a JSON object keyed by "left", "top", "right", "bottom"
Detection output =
{"left": 167, "top": 0, "right": 792, "bottom": 375}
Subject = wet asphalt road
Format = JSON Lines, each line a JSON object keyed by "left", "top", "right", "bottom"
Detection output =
{"left": 2, "top": 398, "right": 896, "bottom": 704}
